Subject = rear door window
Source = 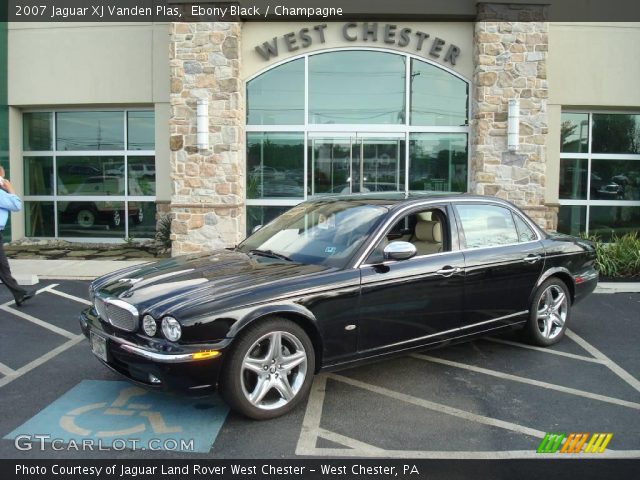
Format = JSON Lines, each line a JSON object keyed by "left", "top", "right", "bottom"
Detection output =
{"left": 456, "top": 204, "right": 519, "bottom": 249}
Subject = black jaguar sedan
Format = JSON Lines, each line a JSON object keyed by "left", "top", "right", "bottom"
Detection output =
{"left": 80, "top": 194, "right": 598, "bottom": 419}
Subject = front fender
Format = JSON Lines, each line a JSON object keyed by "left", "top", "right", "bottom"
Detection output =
{"left": 227, "top": 302, "right": 319, "bottom": 340}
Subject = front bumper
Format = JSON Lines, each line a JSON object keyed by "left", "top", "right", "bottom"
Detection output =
{"left": 79, "top": 309, "right": 226, "bottom": 394}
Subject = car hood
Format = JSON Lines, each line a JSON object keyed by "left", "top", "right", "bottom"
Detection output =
{"left": 91, "top": 249, "right": 333, "bottom": 318}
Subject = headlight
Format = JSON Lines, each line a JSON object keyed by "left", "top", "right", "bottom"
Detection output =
{"left": 161, "top": 317, "right": 182, "bottom": 342}
{"left": 142, "top": 315, "right": 157, "bottom": 336}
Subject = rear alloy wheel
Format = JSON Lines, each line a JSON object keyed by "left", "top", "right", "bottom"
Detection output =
{"left": 525, "top": 278, "right": 571, "bottom": 346}
{"left": 221, "top": 318, "right": 314, "bottom": 420}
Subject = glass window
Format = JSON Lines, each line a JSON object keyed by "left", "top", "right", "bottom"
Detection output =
{"left": 25, "top": 202, "right": 55, "bottom": 237}
{"left": 410, "top": 59, "right": 468, "bottom": 126}
{"left": 127, "top": 111, "right": 155, "bottom": 150}
{"left": 23, "top": 157, "right": 54, "bottom": 196}
{"left": 591, "top": 159, "right": 640, "bottom": 200}
{"left": 23, "top": 112, "right": 52, "bottom": 151}
{"left": 57, "top": 200, "right": 125, "bottom": 238}
{"left": 592, "top": 114, "right": 640, "bottom": 154}
{"left": 559, "top": 158, "right": 588, "bottom": 200}
{"left": 456, "top": 204, "right": 519, "bottom": 248}
{"left": 247, "top": 59, "right": 304, "bottom": 125}
{"left": 512, "top": 213, "right": 537, "bottom": 242}
{"left": 409, "top": 134, "right": 467, "bottom": 192}
{"left": 589, "top": 206, "right": 640, "bottom": 242}
{"left": 56, "top": 111, "right": 124, "bottom": 151}
{"left": 560, "top": 113, "right": 589, "bottom": 153}
{"left": 246, "top": 205, "right": 291, "bottom": 238}
{"left": 57, "top": 156, "right": 125, "bottom": 196}
{"left": 128, "top": 156, "right": 156, "bottom": 196}
{"left": 309, "top": 51, "right": 406, "bottom": 124}
{"left": 247, "top": 133, "right": 304, "bottom": 199}
{"left": 128, "top": 202, "right": 156, "bottom": 238}
{"left": 557, "top": 205, "right": 586, "bottom": 237}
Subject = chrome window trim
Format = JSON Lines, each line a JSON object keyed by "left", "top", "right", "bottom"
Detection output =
{"left": 353, "top": 198, "right": 544, "bottom": 268}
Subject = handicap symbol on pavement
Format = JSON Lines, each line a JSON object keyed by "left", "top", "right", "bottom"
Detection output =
{"left": 4, "top": 380, "right": 229, "bottom": 453}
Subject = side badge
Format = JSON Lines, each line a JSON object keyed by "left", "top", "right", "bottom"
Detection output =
{"left": 344, "top": 324, "right": 356, "bottom": 331}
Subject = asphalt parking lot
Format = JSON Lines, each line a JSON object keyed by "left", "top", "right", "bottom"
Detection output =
{"left": 0, "top": 281, "right": 638, "bottom": 459}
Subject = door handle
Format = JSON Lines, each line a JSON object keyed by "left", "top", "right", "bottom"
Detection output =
{"left": 436, "top": 266, "right": 462, "bottom": 277}
{"left": 523, "top": 254, "right": 542, "bottom": 264}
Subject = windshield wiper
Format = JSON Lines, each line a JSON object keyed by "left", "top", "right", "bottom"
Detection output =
{"left": 248, "top": 249, "right": 294, "bottom": 262}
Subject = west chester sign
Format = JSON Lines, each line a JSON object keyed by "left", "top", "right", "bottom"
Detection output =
{"left": 254, "top": 22, "right": 462, "bottom": 66}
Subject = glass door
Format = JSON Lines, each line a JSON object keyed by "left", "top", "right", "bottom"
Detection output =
{"left": 308, "top": 133, "right": 405, "bottom": 197}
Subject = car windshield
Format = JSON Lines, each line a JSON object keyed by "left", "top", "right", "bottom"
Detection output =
{"left": 238, "top": 201, "right": 389, "bottom": 268}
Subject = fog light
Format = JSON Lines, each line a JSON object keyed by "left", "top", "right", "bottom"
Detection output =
{"left": 161, "top": 316, "right": 182, "bottom": 342}
{"left": 142, "top": 314, "right": 157, "bottom": 336}
{"left": 148, "top": 374, "right": 161, "bottom": 384}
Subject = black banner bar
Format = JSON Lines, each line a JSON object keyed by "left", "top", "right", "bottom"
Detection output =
{"left": 2, "top": 459, "right": 640, "bottom": 480}
{"left": 4, "top": 0, "right": 640, "bottom": 22}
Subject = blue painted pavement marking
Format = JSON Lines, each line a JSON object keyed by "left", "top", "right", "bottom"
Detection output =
{"left": 4, "top": 380, "right": 229, "bottom": 453}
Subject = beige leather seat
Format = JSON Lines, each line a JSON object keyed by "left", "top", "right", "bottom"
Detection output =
{"left": 413, "top": 217, "right": 442, "bottom": 256}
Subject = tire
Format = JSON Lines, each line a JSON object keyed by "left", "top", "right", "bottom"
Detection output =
{"left": 220, "top": 318, "right": 315, "bottom": 420}
{"left": 524, "top": 278, "right": 571, "bottom": 346}
{"left": 76, "top": 208, "right": 97, "bottom": 228}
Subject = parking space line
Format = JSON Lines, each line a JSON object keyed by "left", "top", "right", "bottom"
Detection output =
{"left": 0, "top": 335, "right": 84, "bottom": 389}
{"left": 0, "top": 305, "right": 77, "bottom": 340}
{"left": 326, "top": 373, "right": 547, "bottom": 439}
{"left": 299, "top": 446, "right": 640, "bottom": 459}
{"left": 47, "top": 287, "right": 92, "bottom": 306}
{"left": 0, "top": 362, "right": 16, "bottom": 376}
{"left": 484, "top": 338, "right": 605, "bottom": 364}
{"left": 296, "top": 375, "right": 328, "bottom": 455}
{"left": 1, "top": 283, "right": 59, "bottom": 308}
{"left": 411, "top": 354, "right": 640, "bottom": 410}
{"left": 566, "top": 329, "right": 640, "bottom": 394}
{"left": 317, "top": 428, "right": 386, "bottom": 453}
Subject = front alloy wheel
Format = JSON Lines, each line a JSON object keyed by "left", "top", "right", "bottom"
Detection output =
{"left": 221, "top": 318, "right": 314, "bottom": 419}
{"left": 525, "top": 278, "right": 571, "bottom": 346}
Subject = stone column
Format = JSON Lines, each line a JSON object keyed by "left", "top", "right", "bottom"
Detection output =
{"left": 471, "top": 4, "right": 556, "bottom": 230}
{"left": 169, "top": 22, "right": 244, "bottom": 255}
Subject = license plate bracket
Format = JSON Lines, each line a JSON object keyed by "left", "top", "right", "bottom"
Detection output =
{"left": 90, "top": 332, "right": 108, "bottom": 362}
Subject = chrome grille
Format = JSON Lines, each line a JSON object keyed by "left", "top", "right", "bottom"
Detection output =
{"left": 94, "top": 297, "right": 139, "bottom": 332}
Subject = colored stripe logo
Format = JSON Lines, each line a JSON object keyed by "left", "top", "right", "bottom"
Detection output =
{"left": 537, "top": 433, "right": 613, "bottom": 454}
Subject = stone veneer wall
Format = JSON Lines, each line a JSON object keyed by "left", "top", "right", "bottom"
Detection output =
{"left": 471, "top": 18, "right": 557, "bottom": 230}
{"left": 169, "top": 22, "right": 245, "bottom": 255}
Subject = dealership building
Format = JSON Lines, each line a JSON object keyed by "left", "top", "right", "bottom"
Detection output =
{"left": 1, "top": 3, "right": 639, "bottom": 253}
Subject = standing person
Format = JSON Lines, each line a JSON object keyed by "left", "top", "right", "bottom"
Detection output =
{"left": 0, "top": 166, "right": 34, "bottom": 306}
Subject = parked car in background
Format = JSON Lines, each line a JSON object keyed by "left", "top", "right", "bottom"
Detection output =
{"left": 58, "top": 176, "right": 143, "bottom": 228}
{"left": 81, "top": 194, "right": 598, "bottom": 419}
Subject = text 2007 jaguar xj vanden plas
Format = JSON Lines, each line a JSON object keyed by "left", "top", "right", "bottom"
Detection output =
{"left": 80, "top": 194, "right": 598, "bottom": 419}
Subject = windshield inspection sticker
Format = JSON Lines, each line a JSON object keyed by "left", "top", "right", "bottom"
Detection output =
{"left": 325, "top": 246, "right": 337, "bottom": 254}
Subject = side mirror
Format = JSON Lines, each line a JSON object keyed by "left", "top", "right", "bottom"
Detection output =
{"left": 383, "top": 241, "right": 417, "bottom": 261}
{"left": 251, "top": 224, "right": 263, "bottom": 234}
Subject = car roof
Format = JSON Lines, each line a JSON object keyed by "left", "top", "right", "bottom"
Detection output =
{"left": 305, "top": 192, "right": 519, "bottom": 211}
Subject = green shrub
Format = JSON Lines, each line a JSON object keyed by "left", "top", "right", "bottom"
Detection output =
{"left": 586, "top": 232, "right": 640, "bottom": 278}
{"left": 155, "top": 214, "right": 173, "bottom": 255}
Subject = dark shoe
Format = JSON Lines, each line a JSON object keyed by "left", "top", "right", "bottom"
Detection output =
{"left": 15, "top": 291, "right": 35, "bottom": 307}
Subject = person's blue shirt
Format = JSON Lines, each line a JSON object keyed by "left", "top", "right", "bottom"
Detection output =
{"left": 0, "top": 189, "right": 22, "bottom": 230}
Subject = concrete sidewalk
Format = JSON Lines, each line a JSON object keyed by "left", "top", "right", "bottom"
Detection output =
{"left": 5, "top": 258, "right": 640, "bottom": 293}
{"left": 9, "top": 258, "right": 151, "bottom": 282}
